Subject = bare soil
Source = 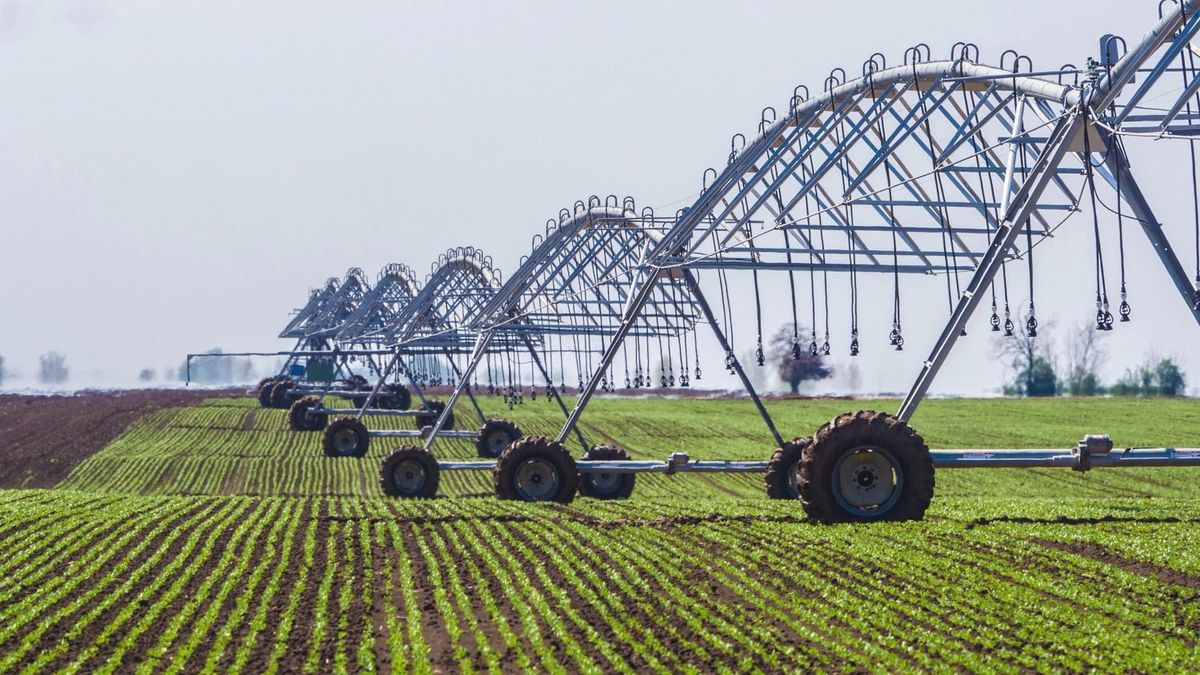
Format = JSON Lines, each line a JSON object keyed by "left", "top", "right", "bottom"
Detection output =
{"left": 0, "top": 389, "right": 237, "bottom": 488}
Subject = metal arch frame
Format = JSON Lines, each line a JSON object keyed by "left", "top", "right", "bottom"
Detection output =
{"left": 543, "top": 1, "right": 1200, "bottom": 465}
{"left": 285, "top": 263, "right": 427, "bottom": 399}
{"left": 315, "top": 246, "right": 534, "bottom": 443}
{"left": 410, "top": 199, "right": 709, "bottom": 454}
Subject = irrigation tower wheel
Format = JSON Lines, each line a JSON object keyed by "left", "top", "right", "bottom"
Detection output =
{"left": 347, "top": 374, "right": 369, "bottom": 389}
{"left": 269, "top": 380, "right": 297, "bottom": 409}
{"left": 494, "top": 437, "right": 578, "bottom": 503}
{"left": 475, "top": 419, "right": 523, "bottom": 458}
{"left": 798, "top": 411, "right": 933, "bottom": 522}
{"left": 415, "top": 400, "right": 454, "bottom": 430}
{"left": 578, "top": 445, "right": 635, "bottom": 500}
{"left": 288, "top": 396, "right": 327, "bottom": 432}
{"left": 764, "top": 437, "right": 812, "bottom": 499}
{"left": 381, "top": 383, "right": 412, "bottom": 411}
{"left": 348, "top": 388, "right": 370, "bottom": 409}
{"left": 257, "top": 377, "right": 281, "bottom": 408}
{"left": 380, "top": 446, "right": 440, "bottom": 498}
{"left": 323, "top": 417, "right": 370, "bottom": 458}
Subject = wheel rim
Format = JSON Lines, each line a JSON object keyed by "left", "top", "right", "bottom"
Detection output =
{"left": 333, "top": 428, "right": 360, "bottom": 455}
{"left": 588, "top": 471, "right": 623, "bottom": 496}
{"left": 485, "top": 431, "right": 512, "bottom": 454}
{"left": 391, "top": 459, "right": 427, "bottom": 495}
{"left": 785, "top": 460, "right": 801, "bottom": 499}
{"left": 832, "top": 446, "right": 903, "bottom": 517}
{"left": 514, "top": 458, "right": 560, "bottom": 501}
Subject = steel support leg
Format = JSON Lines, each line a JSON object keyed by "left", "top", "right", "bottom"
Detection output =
{"left": 555, "top": 273, "right": 659, "bottom": 445}
{"left": 681, "top": 271, "right": 786, "bottom": 448}
{"left": 422, "top": 333, "right": 495, "bottom": 451}
{"left": 897, "top": 111, "right": 1084, "bottom": 421}
{"left": 442, "top": 349, "right": 487, "bottom": 424}
{"left": 1100, "top": 132, "right": 1200, "bottom": 326}
{"left": 357, "top": 351, "right": 402, "bottom": 420}
{"left": 521, "top": 334, "right": 590, "bottom": 452}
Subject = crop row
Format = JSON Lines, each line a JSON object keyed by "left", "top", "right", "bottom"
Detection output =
{"left": 2, "top": 489, "right": 1200, "bottom": 672}
{"left": 54, "top": 396, "right": 1200, "bottom": 502}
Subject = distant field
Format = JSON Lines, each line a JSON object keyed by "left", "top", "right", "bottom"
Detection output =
{"left": 3, "top": 393, "right": 1200, "bottom": 672}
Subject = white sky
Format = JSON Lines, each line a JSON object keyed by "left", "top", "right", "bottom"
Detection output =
{"left": 0, "top": 0, "right": 1196, "bottom": 394}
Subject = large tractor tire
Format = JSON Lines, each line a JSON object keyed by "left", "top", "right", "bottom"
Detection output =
{"left": 797, "top": 411, "right": 934, "bottom": 522}
{"left": 380, "top": 446, "right": 440, "bottom": 498}
{"left": 415, "top": 400, "right": 454, "bottom": 430}
{"left": 578, "top": 445, "right": 636, "bottom": 500}
{"left": 257, "top": 377, "right": 281, "bottom": 408}
{"left": 475, "top": 419, "right": 523, "bottom": 458}
{"left": 288, "top": 396, "right": 328, "bottom": 432}
{"left": 764, "top": 437, "right": 812, "bottom": 499}
{"left": 381, "top": 384, "right": 412, "bottom": 411}
{"left": 494, "top": 437, "right": 578, "bottom": 503}
{"left": 269, "top": 380, "right": 298, "bottom": 409}
{"left": 323, "top": 417, "right": 370, "bottom": 458}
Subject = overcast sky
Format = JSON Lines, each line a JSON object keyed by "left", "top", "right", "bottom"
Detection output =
{"left": 1, "top": 0, "right": 1196, "bottom": 395}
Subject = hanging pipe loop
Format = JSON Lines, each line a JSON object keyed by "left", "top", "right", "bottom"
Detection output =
{"left": 1159, "top": 0, "right": 1179, "bottom": 19}
{"left": 1057, "top": 64, "right": 1080, "bottom": 87}
{"left": 951, "top": 41, "right": 979, "bottom": 63}
{"left": 573, "top": 200, "right": 586, "bottom": 214}
{"left": 728, "top": 133, "right": 746, "bottom": 165}
{"left": 999, "top": 49, "right": 1022, "bottom": 73}
{"left": 862, "top": 52, "right": 885, "bottom": 80}
{"left": 903, "top": 43, "right": 930, "bottom": 66}
{"left": 759, "top": 106, "right": 777, "bottom": 136}
{"left": 587, "top": 194, "right": 601, "bottom": 208}
{"left": 623, "top": 195, "right": 636, "bottom": 212}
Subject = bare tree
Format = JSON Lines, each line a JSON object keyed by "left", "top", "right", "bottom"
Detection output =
{"left": 1061, "top": 320, "right": 1106, "bottom": 396}
{"left": 38, "top": 352, "right": 69, "bottom": 384}
{"left": 991, "top": 311, "right": 1056, "bottom": 396}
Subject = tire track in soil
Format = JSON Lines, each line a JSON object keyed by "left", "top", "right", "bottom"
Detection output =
{"left": 1001, "top": 541, "right": 1200, "bottom": 649}
{"left": 0, "top": 500, "right": 222, "bottom": 668}
{"left": 1031, "top": 537, "right": 1200, "bottom": 593}
{"left": 877, "top": 531, "right": 1154, "bottom": 663}
{"left": 707, "top": 523, "right": 949, "bottom": 667}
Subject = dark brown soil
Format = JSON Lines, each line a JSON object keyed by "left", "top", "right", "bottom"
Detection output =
{"left": 0, "top": 388, "right": 238, "bottom": 488}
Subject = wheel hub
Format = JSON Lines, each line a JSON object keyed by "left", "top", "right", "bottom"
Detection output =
{"left": 833, "top": 446, "right": 903, "bottom": 515}
{"left": 335, "top": 430, "right": 358, "bottom": 454}
{"left": 514, "top": 458, "right": 559, "bottom": 501}
{"left": 392, "top": 460, "right": 426, "bottom": 494}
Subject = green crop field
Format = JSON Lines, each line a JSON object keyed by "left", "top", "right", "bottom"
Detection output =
{"left": 3, "top": 393, "right": 1200, "bottom": 672}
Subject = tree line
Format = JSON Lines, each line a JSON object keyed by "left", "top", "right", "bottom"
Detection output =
{"left": 995, "top": 316, "right": 1186, "bottom": 397}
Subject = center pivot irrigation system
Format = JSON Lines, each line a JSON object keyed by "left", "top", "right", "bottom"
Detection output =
{"left": 201, "top": 2, "right": 1200, "bottom": 520}
{"left": 306, "top": 247, "right": 544, "bottom": 459}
